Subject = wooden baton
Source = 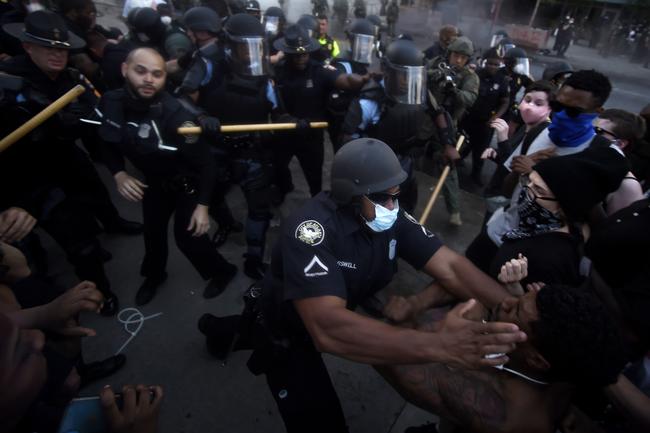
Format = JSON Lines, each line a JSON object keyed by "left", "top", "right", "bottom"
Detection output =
{"left": 177, "top": 121, "right": 329, "bottom": 135}
{"left": 419, "top": 135, "right": 466, "bottom": 225}
{"left": 0, "top": 84, "right": 86, "bottom": 153}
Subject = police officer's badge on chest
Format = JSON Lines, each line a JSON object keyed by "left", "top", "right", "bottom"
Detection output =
{"left": 296, "top": 220, "right": 324, "bottom": 246}
{"left": 305, "top": 79, "right": 314, "bottom": 89}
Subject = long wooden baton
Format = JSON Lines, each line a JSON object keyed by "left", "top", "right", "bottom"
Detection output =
{"left": 177, "top": 121, "right": 329, "bottom": 135}
{"left": 419, "top": 135, "right": 465, "bottom": 225}
{"left": 0, "top": 84, "right": 86, "bottom": 153}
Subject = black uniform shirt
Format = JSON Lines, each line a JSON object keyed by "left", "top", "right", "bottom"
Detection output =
{"left": 263, "top": 192, "right": 442, "bottom": 339}
{"left": 98, "top": 89, "right": 216, "bottom": 205}
{"left": 467, "top": 68, "right": 509, "bottom": 122}
{"left": 275, "top": 59, "right": 341, "bottom": 120}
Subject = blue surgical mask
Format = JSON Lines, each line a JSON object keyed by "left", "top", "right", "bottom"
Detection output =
{"left": 365, "top": 201, "right": 399, "bottom": 232}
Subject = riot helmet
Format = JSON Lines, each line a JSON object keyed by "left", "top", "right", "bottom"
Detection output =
{"left": 263, "top": 6, "right": 285, "bottom": 36}
{"left": 346, "top": 18, "right": 376, "bottom": 64}
{"left": 366, "top": 14, "right": 382, "bottom": 37}
{"left": 183, "top": 6, "right": 221, "bottom": 34}
{"left": 297, "top": 14, "right": 319, "bottom": 38}
{"left": 382, "top": 39, "right": 426, "bottom": 105}
{"left": 330, "top": 138, "right": 407, "bottom": 204}
{"left": 244, "top": 0, "right": 261, "bottom": 20}
{"left": 504, "top": 46, "right": 530, "bottom": 76}
{"left": 489, "top": 29, "right": 508, "bottom": 48}
{"left": 127, "top": 7, "right": 167, "bottom": 44}
{"left": 223, "top": 13, "right": 268, "bottom": 77}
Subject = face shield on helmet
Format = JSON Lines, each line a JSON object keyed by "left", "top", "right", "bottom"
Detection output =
{"left": 490, "top": 34, "right": 504, "bottom": 48}
{"left": 264, "top": 15, "right": 280, "bottom": 36}
{"left": 512, "top": 57, "right": 530, "bottom": 76}
{"left": 350, "top": 33, "right": 375, "bottom": 64}
{"left": 383, "top": 60, "right": 426, "bottom": 105}
{"left": 226, "top": 36, "right": 269, "bottom": 76}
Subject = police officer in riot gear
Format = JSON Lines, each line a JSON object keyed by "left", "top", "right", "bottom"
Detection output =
{"left": 272, "top": 24, "right": 368, "bottom": 200}
{"left": 199, "top": 138, "right": 526, "bottom": 433}
{"left": 264, "top": 6, "right": 286, "bottom": 65}
{"left": 178, "top": 13, "right": 282, "bottom": 280}
{"left": 0, "top": 11, "right": 142, "bottom": 315}
{"left": 422, "top": 35, "right": 479, "bottom": 226}
{"left": 342, "top": 38, "right": 427, "bottom": 213}
{"left": 97, "top": 48, "right": 237, "bottom": 304}
{"left": 327, "top": 18, "right": 375, "bottom": 150}
{"left": 503, "top": 46, "right": 533, "bottom": 121}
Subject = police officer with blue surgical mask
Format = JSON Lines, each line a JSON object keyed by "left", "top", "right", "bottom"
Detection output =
{"left": 211, "top": 138, "right": 527, "bottom": 433}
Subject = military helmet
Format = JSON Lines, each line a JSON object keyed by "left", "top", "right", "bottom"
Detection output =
{"left": 183, "top": 6, "right": 221, "bottom": 34}
{"left": 330, "top": 138, "right": 407, "bottom": 204}
{"left": 447, "top": 36, "right": 474, "bottom": 57}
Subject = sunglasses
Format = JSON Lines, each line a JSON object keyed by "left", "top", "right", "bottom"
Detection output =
{"left": 549, "top": 100, "right": 586, "bottom": 118}
{"left": 366, "top": 191, "right": 400, "bottom": 206}
{"left": 593, "top": 126, "right": 619, "bottom": 140}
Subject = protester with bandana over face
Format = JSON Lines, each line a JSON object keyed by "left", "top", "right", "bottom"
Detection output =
{"left": 489, "top": 146, "right": 629, "bottom": 288}
{"left": 464, "top": 70, "right": 615, "bottom": 273}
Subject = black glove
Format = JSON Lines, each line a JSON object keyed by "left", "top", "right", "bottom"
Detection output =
{"left": 198, "top": 115, "right": 221, "bottom": 141}
{"left": 295, "top": 118, "right": 311, "bottom": 136}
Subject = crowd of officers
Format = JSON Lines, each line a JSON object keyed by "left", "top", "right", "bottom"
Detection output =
{"left": 0, "top": 0, "right": 484, "bottom": 311}
{"left": 2, "top": 1, "right": 650, "bottom": 433}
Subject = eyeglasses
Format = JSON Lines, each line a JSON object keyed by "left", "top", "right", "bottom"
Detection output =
{"left": 549, "top": 100, "right": 586, "bottom": 118}
{"left": 519, "top": 175, "right": 558, "bottom": 201}
{"left": 366, "top": 191, "right": 400, "bottom": 206}
{"left": 594, "top": 126, "right": 619, "bottom": 140}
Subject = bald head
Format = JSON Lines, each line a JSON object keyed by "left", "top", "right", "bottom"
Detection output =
{"left": 439, "top": 25, "right": 459, "bottom": 49}
{"left": 121, "top": 47, "right": 167, "bottom": 99}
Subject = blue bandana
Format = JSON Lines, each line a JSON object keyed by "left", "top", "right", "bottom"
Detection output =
{"left": 548, "top": 110, "right": 598, "bottom": 148}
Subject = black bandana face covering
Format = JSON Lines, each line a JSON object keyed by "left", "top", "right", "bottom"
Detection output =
{"left": 502, "top": 188, "right": 563, "bottom": 241}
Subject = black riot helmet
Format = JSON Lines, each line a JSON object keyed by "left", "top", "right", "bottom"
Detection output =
{"left": 223, "top": 13, "right": 268, "bottom": 77}
{"left": 245, "top": 0, "right": 261, "bottom": 19}
{"left": 504, "top": 46, "right": 530, "bottom": 76}
{"left": 330, "top": 138, "right": 407, "bottom": 204}
{"left": 382, "top": 39, "right": 426, "bottom": 105}
{"left": 346, "top": 18, "right": 376, "bottom": 64}
{"left": 263, "top": 6, "right": 285, "bottom": 37}
{"left": 183, "top": 6, "right": 221, "bottom": 34}
{"left": 297, "top": 14, "right": 319, "bottom": 38}
{"left": 366, "top": 14, "right": 382, "bottom": 36}
{"left": 543, "top": 60, "right": 573, "bottom": 85}
{"left": 127, "top": 7, "right": 167, "bottom": 44}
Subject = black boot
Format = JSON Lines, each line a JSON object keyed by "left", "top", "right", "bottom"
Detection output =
{"left": 198, "top": 314, "right": 240, "bottom": 360}
{"left": 135, "top": 273, "right": 168, "bottom": 306}
{"left": 211, "top": 221, "right": 244, "bottom": 248}
{"left": 243, "top": 254, "right": 267, "bottom": 280}
{"left": 203, "top": 263, "right": 238, "bottom": 299}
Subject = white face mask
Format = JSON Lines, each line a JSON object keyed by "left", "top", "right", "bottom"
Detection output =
{"left": 160, "top": 16, "right": 172, "bottom": 26}
{"left": 364, "top": 200, "right": 399, "bottom": 232}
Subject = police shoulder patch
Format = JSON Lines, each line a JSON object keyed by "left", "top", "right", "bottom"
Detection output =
{"left": 181, "top": 121, "right": 199, "bottom": 144}
{"left": 295, "top": 220, "right": 325, "bottom": 246}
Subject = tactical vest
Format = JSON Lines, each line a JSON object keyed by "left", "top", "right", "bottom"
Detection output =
{"left": 198, "top": 62, "right": 272, "bottom": 124}
{"left": 361, "top": 82, "right": 425, "bottom": 154}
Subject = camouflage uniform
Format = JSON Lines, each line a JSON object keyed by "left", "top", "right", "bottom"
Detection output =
{"left": 419, "top": 36, "right": 478, "bottom": 217}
